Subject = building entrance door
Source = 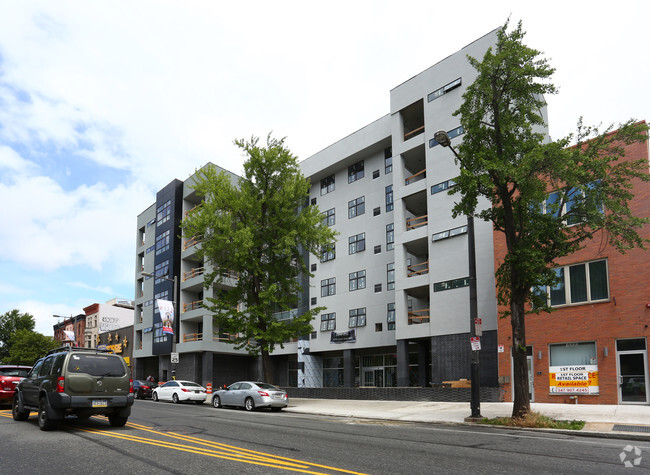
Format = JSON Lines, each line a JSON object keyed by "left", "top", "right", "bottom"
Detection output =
{"left": 363, "top": 368, "right": 384, "bottom": 387}
{"left": 617, "top": 339, "right": 648, "bottom": 404}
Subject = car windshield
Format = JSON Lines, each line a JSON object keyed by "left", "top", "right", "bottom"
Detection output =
{"left": 67, "top": 355, "right": 126, "bottom": 377}
{"left": 256, "top": 383, "right": 280, "bottom": 390}
{"left": 0, "top": 368, "right": 30, "bottom": 377}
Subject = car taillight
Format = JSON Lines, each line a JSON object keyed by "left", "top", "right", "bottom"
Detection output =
{"left": 129, "top": 379, "right": 134, "bottom": 393}
{"left": 257, "top": 391, "right": 269, "bottom": 397}
{"left": 56, "top": 376, "right": 65, "bottom": 393}
{"left": 181, "top": 388, "right": 190, "bottom": 392}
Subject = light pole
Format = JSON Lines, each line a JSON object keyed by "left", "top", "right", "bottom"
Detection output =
{"left": 434, "top": 130, "right": 482, "bottom": 419}
{"left": 142, "top": 271, "right": 178, "bottom": 379}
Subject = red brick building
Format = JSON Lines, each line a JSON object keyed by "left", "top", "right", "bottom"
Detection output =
{"left": 497, "top": 128, "right": 649, "bottom": 405}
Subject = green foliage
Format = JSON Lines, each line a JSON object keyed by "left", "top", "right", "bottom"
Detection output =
{"left": 480, "top": 412, "right": 585, "bottom": 430}
{"left": 0, "top": 309, "right": 36, "bottom": 362}
{"left": 181, "top": 134, "right": 337, "bottom": 380}
{"left": 6, "top": 329, "right": 59, "bottom": 365}
{"left": 451, "top": 19, "right": 649, "bottom": 417}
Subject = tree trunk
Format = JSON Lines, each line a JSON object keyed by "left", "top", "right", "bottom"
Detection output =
{"left": 511, "top": 295, "right": 531, "bottom": 418}
{"left": 261, "top": 348, "right": 273, "bottom": 384}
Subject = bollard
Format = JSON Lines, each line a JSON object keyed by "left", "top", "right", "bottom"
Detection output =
{"left": 206, "top": 383, "right": 212, "bottom": 394}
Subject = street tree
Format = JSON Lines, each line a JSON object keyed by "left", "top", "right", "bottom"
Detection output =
{"left": 181, "top": 134, "right": 337, "bottom": 383}
{"left": 7, "top": 329, "right": 59, "bottom": 365}
{"left": 0, "top": 309, "right": 36, "bottom": 362}
{"left": 450, "top": 20, "right": 649, "bottom": 417}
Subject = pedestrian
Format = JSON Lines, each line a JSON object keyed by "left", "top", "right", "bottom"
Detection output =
{"left": 146, "top": 374, "right": 155, "bottom": 383}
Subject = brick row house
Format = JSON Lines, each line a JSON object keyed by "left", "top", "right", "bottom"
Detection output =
{"left": 497, "top": 128, "right": 650, "bottom": 405}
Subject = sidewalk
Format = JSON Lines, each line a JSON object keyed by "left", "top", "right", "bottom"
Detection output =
{"left": 284, "top": 398, "right": 650, "bottom": 441}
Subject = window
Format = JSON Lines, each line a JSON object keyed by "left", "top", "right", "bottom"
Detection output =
{"left": 320, "top": 243, "right": 335, "bottom": 262}
{"left": 349, "top": 270, "right": 366, "bottom": 291}
{"left": 310, "top": 197, "right": 317, "bottom": 205}
{"left": 549, "top": 342, "right": 597, "bottom": 366}
{"left": 320, "top": 313, "right": 336, "bottom": 331}
{"left": 311, "top": 297, "right": 317, "bottom": 305}
{"left": 432, "top": 225, "right": 468, "bottom": 242}
{"left": 434, "top": 277, "right": 469, "bottom": 292}
{"left": 154, "top": 260, "right": 170, "bottom": 284}
{"left": 543, "top": 183, "right": 603, "bottom": 225}
{"left": 349, "top": 308, "right": 366, "bottom": 328}
{"left": 429, "top": 126, "right": 464, "bottom": 148}
{"left": 385, "top": 185, "right": 394, "bottom": 212}
{"left": 348, "top": 233, "right": 366, "bottom": 254}
{"left": 374, "top": 245, "right": 381, "bottom": 254}
{"left": 311, "top": 263, "right": 317, "bottom": 272}
{"left": 348, "top": 161, "right": 364, "bottom": 183}
{"left": 322, "top": 208, "right": 335, "bottom": 226}
{"left": 155, "top": 230, "right": 171, "bottom": 255}
{"left": 374, "top": 283, "right": 382, "bottom": 293}
{"left": 373, "top": 207, "right": 381, "bottom": 216}
{"left": 431, "top": 178, "right": 456, "bottom": 195}
{"left": 386, "top": 223, "right": 394, "bottom": 250}
{"left": 321, "top": 277, "right": 336, "bottom": 297}
{"left": 427, "top": 77, "right": 462, "bottom": 102}
{"left": 373, "top": 170, "right": 380, "bottom": 179}
{"left": 385, "top": 147, "right": 393, "bottom": 174}
{"left": 156, "top": 200, "right": 171, "bottom": 226}
{"left": 387, "top": 303, "right": 396, "bottom": 330}
{"left": 375, "top": 323, "right": 383, "bottom": 332}
{"left": 146, "top": 245, "right": 155, "bottom": 254}
{"left": 348, "top": 196, "right": 365, "bottom": 218}
{"left": 538, "top": 259, "right": 609, "bottom": 307}
{"left": 320, "top": 174, "right": 335, "bottom": 195}
{"left": 387, "top": 263, "right": 395, "bottom": 290}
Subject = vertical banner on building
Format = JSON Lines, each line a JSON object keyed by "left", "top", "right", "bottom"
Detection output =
{"left": 157, "top": 299, "right": 175, "bottom": 335}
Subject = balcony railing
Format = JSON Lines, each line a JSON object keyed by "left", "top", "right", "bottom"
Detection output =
{"left": 407, "top": 260, "right": 429, "bottom": 277}
{"left": 183, "top": 332, "right": 203, "bottom": 342}
{"left": 184, "top": 205, "right": 199, "bottom": 218}
{"left": 404, "top": 125, "right": 424, "bottom": 141}
{"left": 213, "top": 332, "right": 238, "bottom": 342}
{"left": 183, "top": 300, "right": 203, "bottom": 313}
{"left": 408, "top": 309, "right": 430, "bottom": 325}
{"left": 183, "top": 237, "right": 200, "bottom": 250}
{"left": 406, "top": 215, "right": 428, "bottom": 230}
{"left": 183, "top": 267, "right": 205, "bottom": 282}
{"left": 221, "top": 270, "right": 239, "bottom": 280}
{"left": 405, "top": 169, "right": 426, "bottom": 185}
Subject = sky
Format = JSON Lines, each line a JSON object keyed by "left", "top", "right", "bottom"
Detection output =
{"left": 0, "top": 1, "right": 648, "bottom": 336}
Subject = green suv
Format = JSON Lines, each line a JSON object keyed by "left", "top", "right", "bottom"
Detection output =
{"left": 12, "top": 346, "right": 134, "bottom": 430}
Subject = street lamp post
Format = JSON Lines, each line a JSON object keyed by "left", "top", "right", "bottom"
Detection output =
{"left": 141, "top": 271, "right": 178, "bottom": 379}
{"left": 434, "top": 130, "right": 482, "bottom": 419}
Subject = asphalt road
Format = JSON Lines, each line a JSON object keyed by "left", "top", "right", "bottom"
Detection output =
{"left": 1, "top": 399, "right": 648, "bottom": 474}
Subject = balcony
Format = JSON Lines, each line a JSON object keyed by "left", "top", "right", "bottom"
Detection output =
{"left": 406, "top": 215, "right": 428, "bottom": 230}
{"left": 183, "top": 300, "right": 203, "bottom": 313}
{"left": 183, "top": 267, "right": 205, "bottom": 282}
{"left": 405, "top": 169, "right": 426, "bottom": 185}
{"left": 408, "top": 309, "right": 430, "bottom": 325}
{"left": 407, "top": 260, "right": 429, "bottom": 277}
{"left": 183, "top": 332, "right": 204, "bottom": 342}
{"left": 400, "top": 100, "right": 425, "bottom": 142}
{"left": 183, "top": 236, "right": 200, "bottom": 250}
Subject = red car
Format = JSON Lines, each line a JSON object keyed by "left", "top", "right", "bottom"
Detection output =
{"left": 0, "top": 365, "right": 31, "bottom": 406}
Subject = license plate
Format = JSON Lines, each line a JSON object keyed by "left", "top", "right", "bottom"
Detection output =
{"left": 273, "top": 394, "right": 284, "bottom": 399}
{"left": 92, "top": 399, "right": 108, "bottom": 408}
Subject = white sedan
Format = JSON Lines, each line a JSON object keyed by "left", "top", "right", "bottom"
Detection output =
{"left": 152, "top": 380, "right": 207, "bottom": 404}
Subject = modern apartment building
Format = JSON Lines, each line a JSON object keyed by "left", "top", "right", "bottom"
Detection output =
{"left": 133, "top": 28, "right": 514, "bottom": 389}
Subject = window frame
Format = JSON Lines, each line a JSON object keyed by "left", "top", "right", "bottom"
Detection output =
{"left": 348, "top": 233, "right": 366, "bottom": 254}
{"left": 320, "top": 277, "right": 336, "bottom": 297}
{"left": 348, "top": 196, "right": 365, "bottom": 219}
{"left": 348, "top": 161, "right": 365, "bottom": 183}
{"left": 349, "top": 270, "right": 366, "bottom": 291}
{"left": 320, "top": 174, "right": 335, "bottom": 195}
{"left": 348, "top": 307, "right": 367, "bottom": 328}
{"left": 320, "top": 313, "right": 336, "bottom": 331}
{"left": 538, "top": 259, "right": 609, "bottom": 307}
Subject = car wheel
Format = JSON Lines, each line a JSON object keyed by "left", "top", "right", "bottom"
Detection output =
{"left": 244, "top": 397, "right": 255, "bottom": 412}
{"left": 152, "top": 392, "right": 159, "bottom": 402}
{"left": 108, "top": 414, "right": 128, "bottom": 427}
{"left": 271, "top": 407, "right": 283, "bottom": 412}
{"left": 172, "top": 393, "right": 179, "bottom": 404}
{"left": 38, "top": 397, "right": 57, "bottom": 431}
{"left": 12, "top": 393, "right": 29, "bottom": 421}
{"left": 212, "top": 396, "right": 221, "bottom": 409}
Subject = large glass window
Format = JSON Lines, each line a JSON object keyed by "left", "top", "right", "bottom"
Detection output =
{"left": 349, "top": 233, "right": 366, "bottom": 254}
{"left": 384, "top": 147, "right": 393, "bottom": 174}
{"left": 349, "top": 308, "right": 366, "bottom": 328}
{"left": 320, "top": 277, "right": 336, "bottom": 297}
{"left": 155, "top": 230, "right": 171, "bottom": 255}
{"left": 348, "top": 161, "right": 364, "bottom": 183}
{"left": 349, "top": 270, "right": 366, "bottom": 291}
{"left": 156, "top": 200, "right": 171, "bottom": 226}
{"left": 549, "top": 342, "right": 597, "bottom": 366}
{"left": 386, "top": 223, "right": 394, "bottom": 251}
{"left": 322, "top": 208, "right": 335, "bottom": 226}
{"left": 320, "top": 174, "right": 335, "bottom": 195}
{"left": 320, "top": 313, "right": 336, "bottom": 331}
{"left": 320, "top": 243, "right": 335, "bottom": 262}
{"left": 545, "top": 259, "right": 608, "bottom": 307}
{"left": 348, "top": 197, "right": 365, "bottom": 218}
{"left": 387, "top": 263, "right": 395, "bottom": 290}
{"left": 154, "top": 260, "right": 170, "bottom": 284}
{"left": 385, "top": 185, "right": 394, "bottom": 212}
{"left": 387, "top": 303, "right": 396, "bottom": 330}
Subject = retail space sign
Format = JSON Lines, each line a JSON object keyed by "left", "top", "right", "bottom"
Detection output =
{"left": 549, "top": 365, "right": 599, "bottom": 394}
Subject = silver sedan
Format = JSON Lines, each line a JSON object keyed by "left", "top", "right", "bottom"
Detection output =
{"left": 211, "top": 381, "right": 288, "bottom": 411}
